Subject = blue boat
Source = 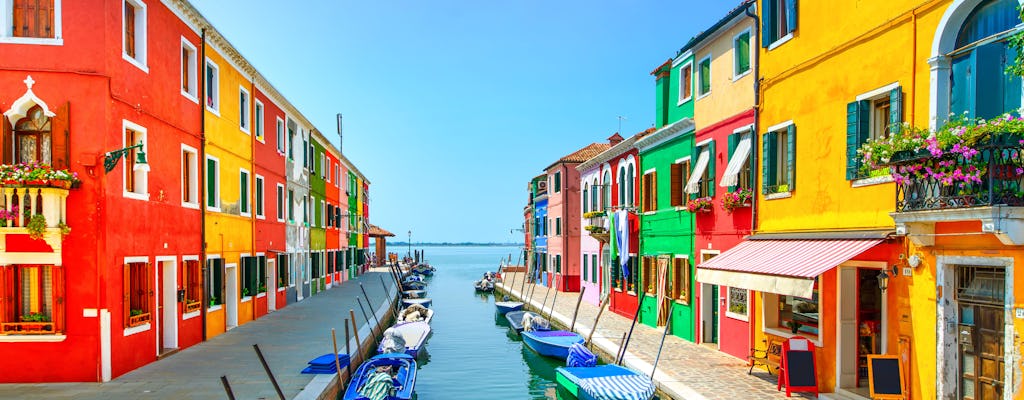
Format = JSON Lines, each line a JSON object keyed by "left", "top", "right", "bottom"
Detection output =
{"left": 521, "top": 330, "right": 584, "bottom": 360}
{"left": 401, "top": 298, "right": 432, "bottom": 308}
{"left": 494, "top": 301, "right": 523, "bottom": 315}
{"left": 555, "top": 364, "right": 655, "bottom": 400}
{"left": 401, "top": 281, "right": 426, "bottom": 291}
{"left": 342, "top": 353, "right": 417, "bottom": 400}
{"left": 505, "top": 310, "right": 547, "bottom": 334}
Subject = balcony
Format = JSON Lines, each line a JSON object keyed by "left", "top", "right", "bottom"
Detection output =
{"left": 0, "top": 185, "right": 70, "bottom": 262}
{"left": 890, "top": 134, "right": 1024, "bottom": 245}
{"left": 584, "top": 211, "right": 609, "bottom": 243}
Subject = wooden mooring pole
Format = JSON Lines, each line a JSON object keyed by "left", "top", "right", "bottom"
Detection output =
{"left": 344, "top": 318, "right": 353, "bottom": 380}
{"left": 617, "top": 299, "right": 644, "bottom": 365}
{"left": 569, "top": 286, "right": 586, "bottom": 332}
{"left": 586, "top": 296, "right": 610, "bottom": 346}
{"left": 650, "top": 310, "right": 673, "bottom": 382}
{"left": 220, "top": 375, "right": 236, "bottom": 400}
{"left": 331, "top": 328, "right": 344, "bottom": 392}
{"left": 252, "top": 344, "right": 286, "bottom": 400}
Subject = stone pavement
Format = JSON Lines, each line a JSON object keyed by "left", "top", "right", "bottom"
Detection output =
{"left": 0, "top": 270, "right": 399, "bottom": 400}
{"left": 498, "top": 272, "right": 815, "bottom": 400}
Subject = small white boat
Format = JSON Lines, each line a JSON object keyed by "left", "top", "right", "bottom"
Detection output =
{"left": 397, "top": 305, "right": 434, "bottom": 325}
{"left": 402, "top": 298, "right": 432, "bottom": 308}
{"left": 377, "top": 321, "right": 432, "bottom": 358}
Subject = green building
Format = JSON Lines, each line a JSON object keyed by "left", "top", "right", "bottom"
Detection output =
{"left": 309, "top": 135, "right": 327, "bottom": 294}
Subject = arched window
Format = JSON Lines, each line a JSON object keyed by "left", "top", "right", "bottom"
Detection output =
{"left": 591, "top": 178, "right": 599, "bottom": 212}
{"left": 950, "top": 0, "right": 1022, "bottom": 119}
{"left": 13, "top": 105, "right": 52, "bottom": 164}
{"left": 603, "top": 171, "right": 611, "bottom": 210}
{"left": 626, "top": 163, "right": 635, "bottom": 207}
{"left": 618, "top": 167, "right": 626, "bottom": 206}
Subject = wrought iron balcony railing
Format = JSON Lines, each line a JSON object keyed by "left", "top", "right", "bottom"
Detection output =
{"left": 892, "top": 134, "right": 1024, "bottom": 212}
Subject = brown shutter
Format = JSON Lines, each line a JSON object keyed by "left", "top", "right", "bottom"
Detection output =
{"left": 123, "top": 264, "right": 130, "bottom": 327}
{"left": 0, "top": 266, "right": 11, "bottom": 323}
{"left": 651, "top": 171, "right": 657, "bottom": 210}
{"left": 51, "top": 102, "right": 69, "bottom": 169}
{"left": 670, "top": 163, "right": 682, "bottom": 206}
{"left": 146, "top": 263, "right": 153, "bottom": 315}
{"left": 124, "top": 4, "right": 135, "bottom": 58}
{"left": 2, "top": 116, "right": 12, "bottom": 165}
{"left": 42, "top": 0, "right": 54, "bottom": 38}
{"left": 12, "top": 0, "right": 27, "bottom": 37}
{"left": 53, "top": 266, "right": 64, "bottom": 333}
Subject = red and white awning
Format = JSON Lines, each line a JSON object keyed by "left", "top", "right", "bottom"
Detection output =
{"left": 695, "top": 239, "right": 883, "bottom": 298}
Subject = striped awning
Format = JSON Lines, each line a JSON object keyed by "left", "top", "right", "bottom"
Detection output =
{"left": 695, "top": 239, "right": 883, "bottom": 298}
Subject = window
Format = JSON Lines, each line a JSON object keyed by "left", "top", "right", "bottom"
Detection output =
{"left": 642, "top": 257, "right": 656, "bottom": 294}
{"left": 276, "top": 254, "right": 289, "bottom": 287}
{"left": 303, "top": 195, "right": 309, "bottom": 225}
{"left": 302, "top": 139, "right": 308, "bottom": 169}
{"left": 320, "top": 199, "right": 325, "bottom": 227}
{"left": 555, "top": 217, "right": 561, "bottom": 236}
{"left": 254, "top": 175, "right": 264, "bottom": 218}
{"left": 239, "top": 169, "right": 250, "bottom": 216}
{"left": 286, "top": 119, "right": 296, "bottom": 159}
{"left": 276, "top": 118, "right": 285, "bottom": 153}
{"left": 256, "top": 256, "right": 266, "bottom": 294}
{"left": 583, "top": 253, "right": 588, "bottom": 282}
{"left": 206, "top": 258, "right": 223, "bottom": 307}
{"left": 670, "top": 159, "right": 690, "bottom": 207}
{"left": 642, "top": 171, "right": 657, "bottom": 212}
{"left": 734, "top": 30, "right": 751, "bottom": 78}
{"left": 205, "top": 59, "right": 219, "bottom": 112}
{"left": 123, "top": 261, "right": 151, "bottom": 328}
{"left": 555, "top": 255, "right": 561, "bottom": 273}
{"left": 678, "top": 62, "right": 692, "bottom": 103}
{"left": 0, "top": 265, "right": 64, "bottom": 335}
{"left": 181, "top": 145, "right": 198, "bottom": 207}
{"left": 183, "top": 259, "right": 201, "bottom": 313}
{"left": 554, "top": 171, "right": 561, "bottom": 193}
{"left": 685, "top": 141, "right": 715, "bottom": 199}
{"left": 276, "top": 183, "right": 285, "bottom": 222}
{"left": 181, "top": 38, "right": 197, "bottom": 100}
{"left": 762, "top": 123, "right": 796, "bottom": 194}
{"left": 239, "top": 87, "right": 250, "bottom": 133}
{"left": 767, "top": 279, "right": 819, "bottom": 338}
{"left": 123, "top": 121, "right": 148, "bottom": 199}
{"left": 13, "top": 105, "right": 53, "bottom": 165}
{"left": 122, "top": 0, "right": 147, "bottom": 69}
{"left": 240, "top": 256, "right": 255, "bottom": 299}
{"left": 8, "top": 0, "right": 59, "bottom": 40}
{"left": 626, "top": 164, "right": 635, "bottom": 207}
{"left": 591, "top": 254, "right": 598, "bottom": 284}
{"left": 327, "top": 204, "right": 333, "bottom": 227}
{"left": 726, "top": 287, "right": 749, "bottom": 320}
{"left": 762, "top": 0, "right": 797, "bottom": 47}
{"left": 206, "top": 156, "right": 220, "bottom": 210}
{"left": 287, "top": 189, "right": 294, "bottom": 222}
{"left": 950, "top": 0, "right": 1021, "bottom": 121}
{"left": 672, "top": 257, "right": 690, "bottom": 304}
{"left": 697, "top": 55, "right": 711, "bottom": 97}
{"left": 847, "top": 86, "right": 903, "bottom": 179}
{"left": 602, "top": 171, "right": 612, "bottom": 209}
{"left": 254, "top": 100, "right": 264, "bottom": 142}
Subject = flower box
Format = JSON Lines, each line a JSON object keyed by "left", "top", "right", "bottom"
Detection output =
{"left": 128, "top": 312, "right": 150, "bottom": 327}
{"left": 184, "top": 300, "right": 202, "bottom": 314}
{"left": 1, "top": 321, "right": 55, "bottom": 335}
{"left": 686, "top": 197, "right": 714, "bottom": 213}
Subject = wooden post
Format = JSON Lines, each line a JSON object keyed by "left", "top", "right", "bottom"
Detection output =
{"left": 547, "top": 286, "right": 560, "bottom": 321}
{"left": 331, "top": 328, "right": 344, "bottom": 392}
{"left": 220, "top": 375, "right": 236, "bottom": 400}
{"left": 614, "top": 331, "right": 628, "bottom": 366}
{"left": 356, "top": 297, "right": 377, "bottom": 339}
{"left": 349, "top": 310, "right": 361, "bottom": 358}
{"left": 569, "top": 286, "right": 587, "bottom": 332}
{"left": 344, "top": 318, "right": 352, "bottom": 379}
{"left": 539, "top": 286, "right": 550, "bottom": 315}
{"left": 586, "top": 296, "right": 610, "bottom": 346}
{"left": 617, "top": 299, "right": 644, "bottom": 365}
{"left": 650, "top": 309, "right": 673, "bottom": 381}
{"left": 252, "top": 344, "right": 286, "bottom": 400}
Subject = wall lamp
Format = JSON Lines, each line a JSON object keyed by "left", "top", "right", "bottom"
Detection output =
{"left": 876, "top": 266, "right": 899, "bottom": 292}
{"left": 104, "top": 143, "right": 149, "bottom": 173}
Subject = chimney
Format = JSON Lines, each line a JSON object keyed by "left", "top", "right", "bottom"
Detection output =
{"left": 607, "top": 133, "right": 625, "bottom": 146}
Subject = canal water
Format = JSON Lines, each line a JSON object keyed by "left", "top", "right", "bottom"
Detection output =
{"left": 409, "top": 245, "right": 572, "bottom": 399}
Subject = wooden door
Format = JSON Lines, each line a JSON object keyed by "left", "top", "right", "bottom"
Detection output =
{"left": 959, "top": 304, "right": 1004, "bottom": 399}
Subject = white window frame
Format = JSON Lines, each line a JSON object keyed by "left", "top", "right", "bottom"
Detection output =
{"left": 764, "top": 120, "right": 795, "bottom": 199}
{"left": 677, "top": 61, "right": 693, "bottom": 105}
{"left": 239, "top": 168, "right": 251, "bottom": 217}
{"left": 275, "top": 117, "right": 285, "bottom": 154}
{"left": 122, "top": 119, "right": 149, "bottom": 201}
{"left": 725, "top": 287, "right": 750, "bottom": 322}
{"left": 0, "top": 0, "right": 63, "bottom": 45}
{"left": 204, "top": 58, "right": 220, "bottom": 115}
{"left": 180, "top": 37, "right": 198, "bottom": 102}
{"left": 732, "top": 28, "right": 753, "bottom": 81}
{"left": 321, "top": 199, "right": 326, "bottom": 227}
{"left": 238, "top": 86, "right": 250, "bottom": 134}
{"left": 254, "top": 99, "right": 264, "bottom": 143}
{"left": 181, "top": 144, "right": 199, "bottom": 209}
{"left": 254, "top": 174, "right": 265, "bottom": 219}
{"left": 696, "top": 53, "right": 712, "bottom": 99}
{"left": 276, "top": 183, "right": 285, "bottom": 222}
{"left": 205, "top": 155, "right": 221, "bottom": 212}
{"left": 121, "top": 0, "right": 148, "bottom": 72}
{"left": 122, "top": 256, "right": 152, "bottom": 336}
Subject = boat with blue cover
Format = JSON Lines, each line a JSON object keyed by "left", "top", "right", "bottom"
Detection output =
{"left": 555, "top": 364, "right": 655, "bottom": 400}
{"left": 494, "top": 301, "right": 523, "bottom": 315}
{"left": 521, "top": 330, "right": 585, "bottom": 360}
{"left": 342, "top": 353, "right": 417, "bottom": 400}
{"left": 505, "top": 311, "right": 548, "bottom": 334}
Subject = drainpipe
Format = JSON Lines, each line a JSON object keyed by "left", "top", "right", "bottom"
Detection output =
{"left": 744, "top": 1, "right": 760, "bottom": 351}
{"left": 199, "top": 28, "right": 208, "bottom": 341}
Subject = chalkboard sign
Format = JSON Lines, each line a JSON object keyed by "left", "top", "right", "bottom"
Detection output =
{"left": 868, "top": 355, "right": 906, "bottom": 399}
{"left": 779, "top": 338, "right": 818, "bottom": 397}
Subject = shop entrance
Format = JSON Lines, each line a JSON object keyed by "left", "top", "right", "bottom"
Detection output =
{"left": 837, "top": 265, "right": 884, "bottom": 396}
{"left": 956, "top": 266, "right": 1005, "bottom": 400}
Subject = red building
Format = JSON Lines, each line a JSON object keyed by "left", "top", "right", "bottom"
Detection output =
{"left": 252, "top": 88, "right": 288, "bottom": 314}
{"left": 325, "top": 145, "right": 341, "bottom": 285}
{"left": 0, "top": 1, "right": 203, "bottom": 381}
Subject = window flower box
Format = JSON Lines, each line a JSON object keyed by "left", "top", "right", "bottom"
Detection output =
{"left": 184, "top": 300, "right": 202, "bottom": 314}
{"left": 128, "top": 311, "right": 150, "bottom": 327}
{"left": 1, "top": 321, "right": 56, "bottom": 334}
{"left": 686, "top": 196, "right": 714, "bottom": 213}
{"left": 721, "top": 188, "right": 753, "bottom": 213}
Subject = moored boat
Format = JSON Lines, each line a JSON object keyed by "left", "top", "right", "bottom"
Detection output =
{"left": 377, "top": 321, "right": 432, "bottom": 358}
{"left": 555, "top": 365, "right": 655, "bottom": 400}
{"left": 342, "top": 353, "right": 417, "bottom": 400}
{"left": 401, "top": 297, "right": 432, "bottom": 308}
{"left": 494, "top": 301, "right": 523, "bottom": 315}
{"left": 396, "top": 304, "right": 433, "bottom": 325}
{"left": 521, "top": 330, "right": 585, "bottom": 360}
{"left": 473, "top": 279, "right": 494, "bottom": 292}
{"left": 402, "top": 289, "right": 426, "bottom": 299}
{"left": 401, "top": 280, "right": 427, "bottom": 291}
{"left": 505, "top": 310, "right": 547, "bottom": 334}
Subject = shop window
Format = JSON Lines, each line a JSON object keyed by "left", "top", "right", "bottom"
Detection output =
{"left": 123, "top": 261, "right": 151, "bottom": 328}
{"left": 206, "top": 258, "right": 223, "bottom": 308}
{"left": 726, "top": 287, "right": 749, "bottom": 321}
{"left": 767, "top": 278, "right": 819, "bottom": 338}
{"left": 0, "top": 265, "right": 63, "bottom": 335}
{"left": 183, "top": 259, "right": 201, "bottom": 313}
{"left": 672, "top": 257, "right": 690, "bottom": 304}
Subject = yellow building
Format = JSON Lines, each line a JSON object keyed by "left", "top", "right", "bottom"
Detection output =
{"left": 202, "top": 34, "right": 256, "bottom": 338}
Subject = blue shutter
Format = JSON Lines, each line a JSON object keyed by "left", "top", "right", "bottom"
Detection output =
{"left": 707, "top": 140, "right": 716, "bottom": 197}
{"left": 786, "top": 125, "right": 796, "bottom": 192}
{"left": 975, "top": 42, "right": 1003, "bottom": 120}
{"left": 889, "top": 87, "right": 903, "bottom": 135}
{"left": 727, "top": 133, "right": 738, "bottom": 192}
{"left": 846, "top": 101, "right": 860, "bottom": 180}
{"left": 762, "top": 0, "right": 775, "bottom": 47}
{"left": 786, "top": 0, "right": 798, "bottom": 33}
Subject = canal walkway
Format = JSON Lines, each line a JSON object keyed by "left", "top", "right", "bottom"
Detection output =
{"left": 497, "top": 272, "right": 815, "bottom": 400}
{"left": 0, "top": 270, "right": 399, "bottom": 400}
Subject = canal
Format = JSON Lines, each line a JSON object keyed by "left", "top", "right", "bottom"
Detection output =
{"left": 408, "top": 245, "right": 571, "bottom": 399}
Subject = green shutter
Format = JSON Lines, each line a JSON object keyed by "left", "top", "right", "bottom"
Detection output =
{"left": 700, "top": 59, "right": 711, "bottom": 94}
{"left": 592, "top": 255, "right": 597, "bottom": 283}
{"left": 748, "top": 128, "right": 758, "bottom": 193}
{"left": 761, "top": 132, "right": 771, "bottom": 194}
{"left": 583, "top": 255, "right": 588, "bottom": 282}
{"left": 727, "top": 133, "right": 738, "bottom": 192}
{"left": 240, "top": 173, "right": 248, "bottom": 213}
{"left": 736, "top": 32, "right": 750, "bottom": 74}
{"left": 786, "top": 0, "right": 798, "bottom": 33}
{"left": 786, "top": 125, "right": 796, "bottom": 192}
{"left": 206, "top": 159, "right": 216, "bottom": 207}
{"left": 763, "top": 132, "right": 777, "bottom": 194}
{"left": 846, "top": 101, "right": 862, "bottom": 180}
{"left": 707, "top": 140, "right": 716, "bottom": 197}
{"left": 762, "top": 0, "right": 775, "bottom": 47}
{"left": 889, "top": 87, "right": 903, "bottom": 135}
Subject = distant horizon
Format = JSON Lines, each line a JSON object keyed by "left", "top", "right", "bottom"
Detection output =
{"left": 382, "top": 241, "right": 524, "bottom": 246}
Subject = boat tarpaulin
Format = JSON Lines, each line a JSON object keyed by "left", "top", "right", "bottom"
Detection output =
{"left": 695, "top": 239, "right": 883, "bottom": 298}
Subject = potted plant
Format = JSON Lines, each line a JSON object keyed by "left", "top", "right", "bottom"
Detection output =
{"left": 241, "top": 287, "right": 250, "bottom": 297}
{"left": 26, "top": 214, "right": 47, "bottom": 240}
{"left": 58, "top": 221, "right": 71, "bottom": 238}
{"left": 258, "top": 283, "right": 267, "bottom": 294}
{"left": 686, "top": 196, "right": 714, "bottom": 213}
{"left": 582, "top": 211, "right": 606, "bottom": 218}
{"left": 721, "top": 188, "right": 753, "bottom": 213}
{"left": 209, "top": 297, "right": 218, "bottom": 307}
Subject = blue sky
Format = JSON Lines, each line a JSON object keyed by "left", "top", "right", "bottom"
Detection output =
{"left": 192, "top": 1, "right": 739, "bottom": 243}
